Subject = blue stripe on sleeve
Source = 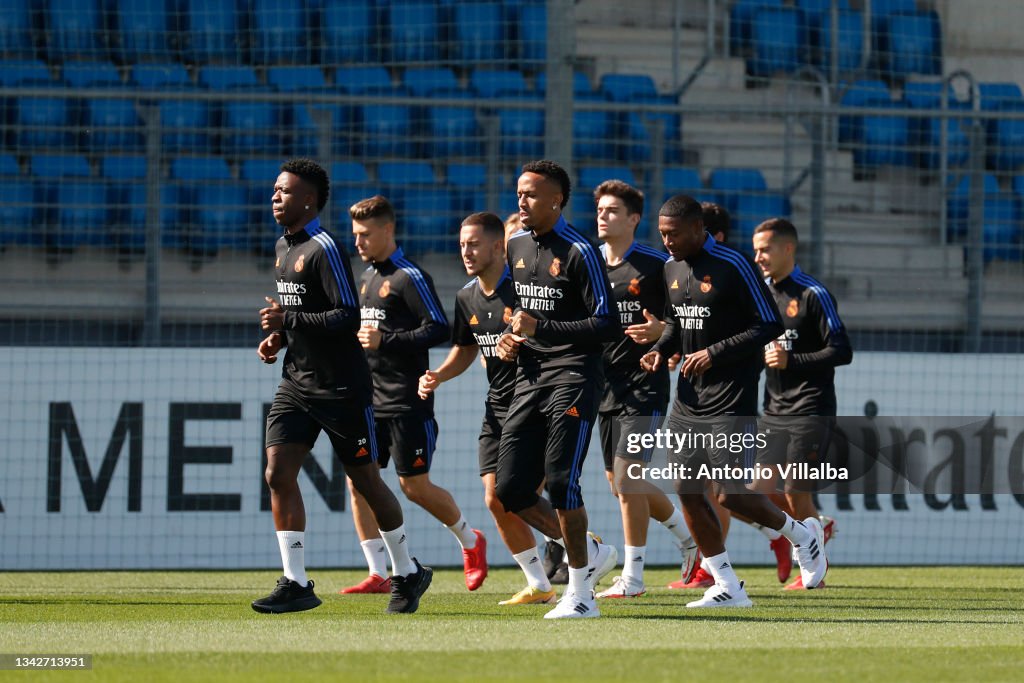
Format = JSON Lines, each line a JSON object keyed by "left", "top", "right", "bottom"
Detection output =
{"left": 394, "top": 256, "right": 448, "bottom": 324}
{"left": 308, "top": 226, "right": 358, "bottom": 308}
{"left": 792, "top": 271, "right": 843, "bottom": 332}
{"left": 558, "top": 222, "right": 611, "bottom": 316}
{"left": 707, "top": 244, "right": 779, "bottom": 323}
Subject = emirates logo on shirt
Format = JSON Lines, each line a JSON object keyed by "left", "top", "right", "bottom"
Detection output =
{"left": 549, "top": 257, "right": 561, "bottom": 277}
{"left": 378, "top": 280, "right": 391, "bottom": 298}
{"left": 700, "top": 275, "right": 712, "bottom": 293}
{"left": 294, "top": 254, "right": 305, "bottom": 273}
{"left": 787, "top": 299, "right": 799, "bottom": 317}
{"left": 628, "top": 278, "right": 641, "bottom": 296}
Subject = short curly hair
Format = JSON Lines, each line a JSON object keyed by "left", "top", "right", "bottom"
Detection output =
{"left": 521, "top": 159, "right": 571, "bottom": 208}
{"left": 280, "top": 158, "right": 330, "bottom": 211}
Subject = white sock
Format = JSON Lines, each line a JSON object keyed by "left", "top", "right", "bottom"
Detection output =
{"left": 776, "top": 513, "right": 812, "bottom": 546}
{"left": 360, "top": 538, "right": 389, "bottom": 578}
{"left": 513, "top": 547, "right": 551, "bottom": 591}
{"left": 568, "top": 566, "right": 590, "bottom": 597}
{"left": 446, "top": 515, "right": 477, "bottom": 549}
{"left": 276, "top": 530, "right": 308, "bottom": 587}
{"left": 750, "top": 522, "right": 782, "bottom": 541}
{"left": 704, "top": 550, "right": 740, "bottom": 590}
{"left": 658, "top": 506, "right": 693, "bottom": 545}
{"left": 545, "top": 535, "right": 565, "bottom": 549}
{"left": 622, "top": 545, "right": 646, "bottom": 585}
{"left": 380, "top": 525, "right": 417, "bottom": 577}
{"left": 700, "top": 556, "right": 711, "bottom": 573}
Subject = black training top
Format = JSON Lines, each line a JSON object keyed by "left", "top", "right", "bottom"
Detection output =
{"left": 359, "top": 246, "right": 449, "bottom": 417}
{"left": 272, "top": 217, "right": 372, "bottom": 401}
{"left": 451, "top": 266, "right": 518, "bottom": 408}
{"left": 505, "top": 216, "right": 622, "bottom": 391}
{"left": 600, "top": 241, "right": 671, "bottom": 412}
{"left": 653, "top": 232, "right": 783, "bottom": 417}
{"left": 763, "top": 265, "right": 853, "bottom": 416}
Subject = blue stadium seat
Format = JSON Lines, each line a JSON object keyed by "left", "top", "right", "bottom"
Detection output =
{"left": 320, "top": 0, "right": 376, "bottom": 64}
{"left": 978, "top": 195, "right": 1022, "bottom": 263}
{"left": 288, "top": 101, "right": 350, "bottom": 156}
{"left": 708, "top": 168, "right": 768, "bottom": 213}
{"left": 1013, "top": 175, "right": 1024, "bottom": 199}
{"left": 838, "top": 80, "right": 892, "bottom": 144}
{"left": 331, "top": 161, "right": 370, "bottom": 184}
{"left": 903, "top": 82, "right": 969, "bottom": 169}
{"left": 618, "top": 94, "right": 683, "bottom": 164}
{"left": 170, "top": 157, "right": 231, "bottom": 181}
{"left": 113, "top": 0, "right": 172, "bottom": 63}
{"left": 61, "top": 62, "right": 122, "bottom": 88}
{"left": 978, "top": 82, "right": 1023, "bottom": 111}
{"left": 815, "top": 10, "right": 864, "bottom": 72}
{"left": 221, "top": 99, "right": 280, "bottom": 156}
{"left": 158, "top": 100, "right": 212, "bottom": 150}
{"left": 599, "top": 73, "right": 657, "bottom": 102}
{"left": 182, "top": 0, "right": 242, "bottom": 63}
{"left": 0, "top": 60, "right": 53, "bottom": 87}
{"left": 45, "top": 0, "right": 103, "bottom": 61}
{"left": 82, "top": 96, "right": 145, "bottom": 151}
{"left": 730, "top": 0, "right": 784, "bottom": 55}
{"left": 573, "top": 93, "right": 614, "bottom": 161}
{"left": 0, "top": 154, "right": 19, "bottom": 175}
{"left": 732, "top": 193, "right": 792, "bottom": 249}
{"left": 398, "top": 187, "right": 459, "bottom": 253}
{"left": 0, "top": 182, "right": 39, "bottom": 246}
{"left": 855, "top": 101, "right": 912, "bottom": 169}
{"left": 388, "top": 1, "right": 441, "bottom": 62}
{"left": 518, "top": 3, "right": 547, "bottom": 64}
{"left": 15, "top": 87, "right": 74, "bottom": 149}
{"left": 988, "top": 101, "right": 1024, "bottom": 171}
{"left": 120, "top": 184, "right": 185, "bottom": 250}
{"left": 452, "top": 2, "right": 504, "bottom": 63}
{"left": 535, "top": 71, "right": 594, "bottom": 96}
{"left": 130, "top": 63, "right": 191, "bottom": 90}
{"left": 198, "top": 66, "right": 260, "bottom": 91}
{"left": 251, "top": 0, "right": 308, "bottom": 65}
{"left": 470, "top": 69, "right": 529, "bottom": 98}
{"left": 572, "top": 166, "right": 638, "bottom": 228}
{"left": 379, "top": 161, "right": 437, "bottom": 187}
{"left": 52, "top": 182, "right": 112, "bottom": 249}
{"left": 189, "top": 184, "right": 252, "bottom": 255}
{"left": 498, "top": 104, "right": 544, "bottom": 158}
{"left": 579, "top": 166, "right": 637, "bottom": 189}
{"left": 356, "top": 103, "right": 415, "bottom": 157}
{"left": 403, "top": 67, "right": 460, "bottom": 97}
{"left": 240, "top": 159, "right": 283, "bottom": 182}
{"left": 0, "top": 0, "right": 34, "bottom": 58}
{"left": 748, "top": 7, "right": 804, "bottom": 77}
{"left": 267, "top": 66, "right": 326, "bottom": 92}
{"left": 946, "top": 174, "right": 1000, "bottom": 241}
{"left": 869, "top": 0, "right": 918, "bottom": 45}
{"left": 446, "top": 162, "right": 486, "bottom": 212}
{"left": 335, "top": 66, "right": 394, "bottom": 94}
{"left": 881, "top": 11, "right": 942, "bottom": 79}
{"left": 423, "top": 91, "right": 483, "bottom": 158}
{"left": 31, "top": 154, "right": 91, "bottom": 178}
{"left": 101, "top": 156, "right": 147, "bottom": 180}
{"left": 662, "top": 167, "right": 706, "bottom": 202}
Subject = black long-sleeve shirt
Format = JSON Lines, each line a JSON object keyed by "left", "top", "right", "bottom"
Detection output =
{"left": 359, "top": 246, "right": 449, "bottom": 417}
{"left": 451, "top": 267, "right": 518, "bottom": 408}
{"left": 506, "top": 216, "right": 621, "bottom": 391}
{"left": 600, "top": 241, "right": 671, "bottom": 412}
{"left": 653, "top": 232, "right": 783, "bottom": 417}
{"left": 763, "top": 265, "right": 853, "bottom": 416}
{"left": 272, "top": 217, "right": 372, "bottom": 401}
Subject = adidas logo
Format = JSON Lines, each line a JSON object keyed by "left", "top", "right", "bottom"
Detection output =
{"left": 469, "top": 314, "right": 479, "bottom": 325}
{"left": 399, "top": 534, "right": 406, "bottom": 544}
{"left": 573, "top": 603, "right": 590, "bottom": 615}
{"left": 290, "top": 541, "right": 303, "bottom": 548}
{"left": 719, "top": 562, "right": 730, "bottom": 569}
{"left": 584, "top": 567, "right": 595, "bottom": 581}
{"left": 413, "top": 456, "right": 426, "bottom": 468}
{"left": 515, "top": 258, "right": 526, "bottom": 268}
{"left": 529, "top": 557, "right": 539, "bottom": 564}
{"left": 712, "top": 592, "right": 733, "bottom": 603}
{"left": 355, "top": 446, "right": 369, "bottom": 457}
{"left": 565, "top": 406, "right": 580, "bottom": 417}
{"left": 633, "top": 556, "right": 643, "bottom": 562}
{"left": 670, "top": 279, "right": 679, "bottom": 289}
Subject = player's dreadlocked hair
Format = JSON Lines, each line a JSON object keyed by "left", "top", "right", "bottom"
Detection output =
{"left": 521, "top": 159, "right": 572, "bottom": 209}
{"left": 280, "top": 158, "right": 330, "bottom": 212}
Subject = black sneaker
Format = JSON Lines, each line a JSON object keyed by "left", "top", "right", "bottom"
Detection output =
{"left": 542, "top": 540, "right": 565, "bottom": 580}
{"left": 251, "top": 576, "right": 322, "bottom": 614}
{"left": 550, "top": 561, "right": 569, "bottom": 585}
{"left": 387, "top": 558, "right": 433, "bottom": 614}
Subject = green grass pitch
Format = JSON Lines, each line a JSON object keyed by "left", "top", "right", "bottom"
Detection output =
{"left": 1, "top": 567, "right": 1022, "bottom": 682}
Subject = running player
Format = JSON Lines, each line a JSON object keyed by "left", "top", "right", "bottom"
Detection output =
{"left": 418, "top": 212, "right": 557, "bottom": 606}
{"left": 753, "top": 218, "right": 851, "bottom": 589}
{"left": 494, "top": 160, "right": 620, "bottom": 619}
{"left": 589, "top": 179, "right": 700, "bottom": 599}
{"left": 254, "top": 159, "right": 431, "bottom": 615}
{"left": 642, "top": 195, "right": 828, "bottom": 608}
{"left": 341, "top": 195, "right": 488, "bottom": 595}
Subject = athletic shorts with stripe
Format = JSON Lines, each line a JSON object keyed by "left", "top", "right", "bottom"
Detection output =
{"left": 374, "top": 415, "right": 439, "bottom": 477}
{"left": 599, "top": 391, "right": 669, "bottom": 471}
{"left": 756, "top": 415, "right": 835, "bottom": 467}
{"left": 494, "top": 382, "right": 598, "bottom": 512}
{"left": 265, "top": 388, "right": 378, "bottom": 467}
{"left": 478, "top": 400, "right": 509, "bottom": 477}
{"left": 664, "top": 410, "right": 759, "bottom": 493}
